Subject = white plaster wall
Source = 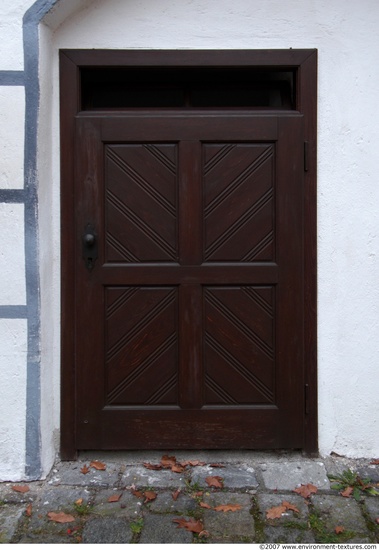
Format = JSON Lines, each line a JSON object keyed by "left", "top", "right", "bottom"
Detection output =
{"left": 0, "top": 319, "right": 27, "bottom": 480}
{"left": 0, "top": 1, "right": 30, "bottom": 481}
{"left": 38, "top": 21, "right": 61, "bottom": 478}
{"left": 37, "top": 0, "right": 379, "bottom": 464}
{"left": 0, "top": 0, "right": 35, "bottom": 69}
{"left": 0, "top": 86, "right": 25, "bottom": 190}
{"left": 0, "top": 203, "right": 26, "bottom": 305}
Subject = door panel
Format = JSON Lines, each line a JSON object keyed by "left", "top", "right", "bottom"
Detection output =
{"left": 105, "top": 144, "right": 178, "bottom": 262}
{"left": 74, "top": 114, "right": 304, "bottom": 449}
{"left": 203, "top": 143, "right": 275, "bottom": 262}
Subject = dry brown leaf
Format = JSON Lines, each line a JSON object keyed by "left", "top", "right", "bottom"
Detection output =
{"left": 198, "top": 530, "right": 210, "bottom": 538}
{"left": 90, "top": 460, "right": 106, "bottom": 471}
{"left": 180, "top": 460, "right": 206, "bottom": 467}
{"left": 173, "top": 517, "right": 204, "bottom": 533}
{"left": 144, "top": 490, "right": 157, "bottom": 503}
{"left": 376, "top": 518, "right": 379, "bottom": 524}
{"left": 171, "top": 464, "right": 185, "bottom": 473}
{"left": 194, "top": 491, "right": 203, "bottom": 497}
{"left": 341, "top": 486, "right": 353, "bottom": 498}
{"left": 205, "top": 476, "right": 224, "bottom": 488}
{"left": 80, "top": 464, "right": 90, "bottom": 474}
{"left": 160, "top": 455, "right": 177, "bottom": 468}
{"left": 172, "top": 489, "right": 181, "bottom": 501}
{"left": 209, "top": 463, "right": 225, "bottom": 468}
{"left": 266, "top": 505, "right": 287, "bottom": 520}
{"left": 370, "top": 459, "right": 379, "bottom": 465}
{"left": 214, "top": 503, "right": 242, "bottom": 512}
{"left": 282, "top": 500, "right": 300, "bottom": 514}
{"left": 74, "top": 498, "right": 83, "bottom": 506}
{"left": 131, "top": 489, "right": 144, "bottom": 499}
{"left": 25, "top": 504, "right": 32, "bottom": 517}
{"left": 47, "top": 511, "right": 75, "bottom": 524}
{"left": 107, "top": 493, "right": 122, "bottom": 503}
{"left": 143, "top": 462, "right": 162, "bottom": 471}
{"left": 199, "top": 501, "right": 212, "bottom": 509}
{"left": 335, "top": 526, "right": 345, "bottom": 534}
{"left": 293, "top": 483, "right": 318, "bottom": 499}
{"left": 12, "top": 485, "right": 29, "bottom": 493}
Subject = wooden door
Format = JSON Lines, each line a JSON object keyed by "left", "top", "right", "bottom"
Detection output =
{"left": 74, "top": 113, "right": 304, "bottom": 449}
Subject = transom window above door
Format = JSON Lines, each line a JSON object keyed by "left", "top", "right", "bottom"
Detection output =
{"left": 80, "top": 67, "right": 295, "bottom": 110}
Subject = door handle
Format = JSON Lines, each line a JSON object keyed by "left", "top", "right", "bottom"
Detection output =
{"left": 82, "top": 224, "right": 98, "bottom": 271}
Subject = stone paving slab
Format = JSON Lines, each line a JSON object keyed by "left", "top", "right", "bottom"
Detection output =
{"left": 148, "top": 490, "right": 198, "bottom": 514}
{"left": 364, "top": 496, "right": 379, "bottom": 524}
{"left": 261, "top": 461, "right": 330, "bottom": 490}
{"left": 82, "top": 516, "right": 133, "bottom": 544}
{"left": 139, "top": 514, "right": 193, "bottom": 544}
{"left": 48, "top": 462, "right": 120, "bottom": 487}
{"left": 0, "top": 505, "right": 25, "bottom": 543}
{"left": 190, "top": 464, "right": 259, "bottom": 489}
{"left": 92, "top": 488, "right": 142, "bottom": 518}
{"left": 257, "top": 493, "right": 310, "bottom": 525}
{"left": 202, "top": 492, "right": 255, "bottom": 542}
{"left": 121, "top": 465, "right": 187, "bottom": 488}
{"left": 311, "top": 494, "right": 368, "bottom": 533}
{"left": 263, "top": 526, "right": 315, "bottom": 543}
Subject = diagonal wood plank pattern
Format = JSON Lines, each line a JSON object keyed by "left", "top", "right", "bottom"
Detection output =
{"left": 105, "top": 144, "right": 178, "bottom": 262}
{"left": 203, "top": 143, "right": 275, "bottom": 262}
{"left": 204, "top": 286, "right": 275, "bottom": 405}
{"left": 105, "top": 287, "right": 178, "bottom": 405}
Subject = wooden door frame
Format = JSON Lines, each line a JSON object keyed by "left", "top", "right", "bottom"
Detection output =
{"left": 60, "top": 49, "right": 317, "bottom": 459}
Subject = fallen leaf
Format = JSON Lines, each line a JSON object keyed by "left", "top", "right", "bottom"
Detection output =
{"left": 266, "top": 505, "right": 287, "bottom": 519}
{"left": 12, "top": 485, "right": 29, "bottom": 493}
{"left": 282, "top": 500, "right": 300, "bottom": 514}
{"left": 90, "top": 460, "right": 106, "bottom": 471}
{"left": 80, "top": 465, "right": 90, "bottom": 474}
{"left": 131, "top": 489, "right": 144, "bottom": 498}
{"left": 179, "top": 460, "right": 206, "bottom": 467}
{"left": 144, "top": 490, "right": 157, "bottom": 503}
{"left": 370, "top": 459, "right": 379, "bottom": 465}
{"left": 172, "top": 489, "right": 181, "bottom": 501}
{"left": 376, "top": 518, "right": 379, "bottom": 524}
{"left": 173, "top": 517, "right": 204, "bottom": 533}
{"left": 209, "top": 463, "right": 225, "bottom": 468}
{"left": 214, "top": 503, "right": 242, "bottom": 512}
{"left": 194, "top": 491, "right": 203, "bottom": 497}
{"left": 198, "top": 530, "right": 210, "bottom": 538}
{"left": 74, "top": 498, "right": 83, "bottom": 506}
{"left": 293, "top": 483, "right": 318, "bottom": 499}
{"left": 205, "top": 476, "right": 224, "bottom": 488}
{"left": 47, "top": 511, "right": 75, "bottom": 523}
{"left": 199, "top": 501, "right": 212, "bottom": 509}
{"left": 335, "top": 526, "right": 345, "bottom": 534}
{"left": 143, "top": 462, "right": 162, "bottom": 471}
{"left": 171, "top": 464, "right": 185, "bottom": 473}
{"left": 341, "top": 486, "right": 353, "bottom": 498}
{"left": 25, "top": 504, "right": 32, "bottom": 517}
{"left": 107, "top": 493, "right": 122, "bottom": 503}
{"left": 160, "top": 455, "right": 177, "bottom": 468}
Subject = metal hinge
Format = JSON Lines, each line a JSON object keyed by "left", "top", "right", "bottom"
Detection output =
{"left": 304, "top": 141, "right": 309, "bottom": 172}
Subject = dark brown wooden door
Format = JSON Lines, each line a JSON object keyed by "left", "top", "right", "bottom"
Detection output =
{"left": 74, "top": 113, "right": 304, "bottom": 449}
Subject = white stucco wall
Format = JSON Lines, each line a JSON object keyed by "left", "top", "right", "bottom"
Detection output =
{"left": 0, "top": 0, "right": 32, "bottom": 481}
{"left": 0, "top": 0, "right": 378, "bottom": 480}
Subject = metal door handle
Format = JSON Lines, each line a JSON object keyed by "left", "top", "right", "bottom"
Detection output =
{"left": 82, "top": 225, "right": 98, "bottom": 271}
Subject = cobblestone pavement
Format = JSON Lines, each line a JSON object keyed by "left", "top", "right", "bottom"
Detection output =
{"left": 1, "top": 451, "right": 378, "bottom": 544}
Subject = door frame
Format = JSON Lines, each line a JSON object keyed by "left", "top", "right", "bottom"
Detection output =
{"left": 60, "top": 49, "right": 317, "bottom": 459}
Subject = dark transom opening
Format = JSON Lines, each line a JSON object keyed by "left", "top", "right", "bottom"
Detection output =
{"left": 80, "top": 67, "right": 295, "bottom": 110}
